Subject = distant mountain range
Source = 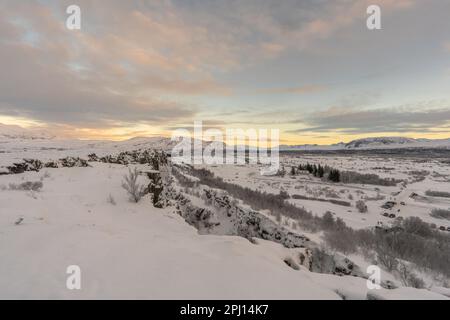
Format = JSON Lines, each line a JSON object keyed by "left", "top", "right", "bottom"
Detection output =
{"left": 2, "top": 123, "right": 450, "bottom": 150}
{"left": 0, "top": 123, "right": 55, "bottom": 140}
{"left": 280, "top": 136, "right": 450, "bottom": 150}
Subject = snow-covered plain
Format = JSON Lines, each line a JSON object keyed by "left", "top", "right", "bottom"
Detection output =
{"left": 207, "top": 154, "right": 450, "bottom": 231}
{"left": 0, "top": 133, "right": 449, "bottom": 299}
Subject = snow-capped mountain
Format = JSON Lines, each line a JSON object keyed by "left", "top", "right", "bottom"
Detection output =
{"left": 2, "top": 124, "right": 450, "bottom": 151}
{"left": 344, "top": 137, "right": 419, "bottom": 148}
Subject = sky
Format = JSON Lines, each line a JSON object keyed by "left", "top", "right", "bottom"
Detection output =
{"left": 0, "top": 0, "right": 450, "bottom": 144}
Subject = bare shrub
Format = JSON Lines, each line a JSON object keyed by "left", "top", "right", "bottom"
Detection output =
{"left": 121, "top": 167, "right": 146, "bottom": 203}
{"left": 377, "top": 250, "right": 399, "bottom": 272}
{"left": 398, "top": 263, "right": 425, "bottom": 288}
{"left": 311, "top": 247, "right": 336, "bottom": 274}
{"left": 9, "top": 181, "right": 43, "bottom": 191}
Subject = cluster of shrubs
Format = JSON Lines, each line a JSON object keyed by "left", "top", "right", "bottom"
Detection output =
{"left": 292, "top": 163, "right": 399, "bottom": 186}
{"left": 340, "top": 171, "right": 400, "bottom": 186}
{"left": 426, "top": 190, "right": 450, "bottom": 198}
{"left": 323, "top": 215, "right": 450, "bottom": 280}
{"left": 293, "top": 163, "right": 340, "bottom": 182}
{"left": 430, "top": 208, "right": 450, "bottom": 221}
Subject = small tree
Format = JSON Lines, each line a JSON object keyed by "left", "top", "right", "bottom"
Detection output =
{"left": 290, "top": 166, "right": 296, "bottom": 175}
{"left": 328, "top": 169, "right": 340, "bottom": 182}
{"left": 321, "top": 211, "right": 335, "bottom": 230}
{"left": 318, "top": 165, "right": 324, "bottom": 178}
{"left": 122, "top": 167, "right": 146, "bottom": 203}
{"left": 398, "top": 262, "right": 425, "bottom": 288}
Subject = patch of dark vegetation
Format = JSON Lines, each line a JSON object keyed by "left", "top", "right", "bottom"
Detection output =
{"left": 8, "top": 181, "right": 43, "bottom": 191}
{"left": 293, "top": 162, "right": 400, "bottom": 186}
{"left": 340, "top": 171, "right": 400, "bottom": 186}
{"left": 291, "top": 194, "right": 351, "bottom": 207}
{"left": 2, "top": 150, "right": 169, "bottom": 175}
{"left": 426, "top": 190, "right": 450, "bottom": 198}
{"left": 147, "top": 170, "right": 165, "bottom": 208}
{"left": 430, "top": 208, "right": 450, "bottom": 221}
{"left": 295, "top": 163, "right": 340, "bottom": 182}
{"left": 329, "top": 216, "right": 450, "bottom": 277}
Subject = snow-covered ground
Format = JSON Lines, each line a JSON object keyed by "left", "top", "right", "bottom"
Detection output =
{"left": 0, "top": 135, "right": 449, "bottom": 299}
{"left": 206, "top": 154, "right": 450, "bottom": 231}
{"left": 0, "top": 163, "right": 369, "bottom": 299}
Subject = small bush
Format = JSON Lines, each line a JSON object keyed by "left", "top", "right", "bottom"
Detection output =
{"left": 121, "top": 167, "right": 146, "bottom": 203}
{"left": 377, "top": 251, "right": 398, "bottom": 272}
{"left": 355, "top": 200, "right": 368, "bottom": 213}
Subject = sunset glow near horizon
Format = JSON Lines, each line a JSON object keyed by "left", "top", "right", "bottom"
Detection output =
{"left": 1, "top": 0, "right": 450, "bottom": 145}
